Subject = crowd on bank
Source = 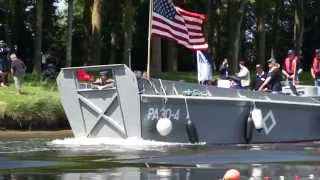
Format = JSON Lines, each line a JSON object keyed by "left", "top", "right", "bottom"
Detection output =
{"left": 214, "top": 49, "right": 320, "bottom": 94}
{"left": 0, "top": 40, "right": 26, "bottom": 94}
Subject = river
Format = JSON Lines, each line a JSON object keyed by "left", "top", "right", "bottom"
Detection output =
{"left": 1, "top": 137, "right": 320, "bottom": 179}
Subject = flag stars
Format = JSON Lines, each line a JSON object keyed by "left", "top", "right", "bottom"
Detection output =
{"left": 154, "top": 0, "right": 176, "bottom": 20}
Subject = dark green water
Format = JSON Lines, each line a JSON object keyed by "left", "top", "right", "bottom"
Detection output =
{"left": 1, "top": 138, "right": 320, "bottom": 179}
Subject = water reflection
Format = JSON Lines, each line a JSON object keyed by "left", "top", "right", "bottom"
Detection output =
{"left": 0, "top": 166, "right": 320, "bottom": 180}
{"left": 1, "top": 138, "right": 320, "bottom": 179}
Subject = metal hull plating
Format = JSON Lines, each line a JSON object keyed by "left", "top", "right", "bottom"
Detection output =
{"left": 57, "top": 64, "right": 320, "bottom": 144}
{"left": 141, "top": 95, "right": 320, "bottom": 144}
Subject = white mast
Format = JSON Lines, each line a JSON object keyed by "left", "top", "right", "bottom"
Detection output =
{"left": 146, "top": 0, "right": 153, "bottom": 79}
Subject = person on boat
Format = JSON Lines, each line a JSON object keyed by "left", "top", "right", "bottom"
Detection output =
{"left": 92, "top": 70, "right": 114, "bottom": 90}
{"left": 311, "top": 49, "right": 320, "bottom": 86}
{"left": 282, "top": 49, "right": 298, "bottom": 85}
{"left": 252, "top": 64, "right": 266, "bottom": 91}
{"left": 258, "top": 58, "right": 282, "bottom": 93}
{"left": 219, "top": 58, "right": 229, "bottom": 79}
{"left": 229, "top": 75, "right": 242, "bottom": 89}
{"left": 236, "top": 61, "right": 251, "bottom": 89}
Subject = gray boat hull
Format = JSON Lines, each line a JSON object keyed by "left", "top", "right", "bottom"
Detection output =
{"left": 141, "top": 95, "right": 320, "bottom": 144}
{"left": 57, "top": 64, "right": 320, "bottom": 144}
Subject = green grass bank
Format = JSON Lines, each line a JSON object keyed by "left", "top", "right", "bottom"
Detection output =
{"left": 0, "top": 75, "right": 69, "bottom": 130}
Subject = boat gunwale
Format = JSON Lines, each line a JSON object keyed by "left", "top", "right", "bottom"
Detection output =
{"left": 141, "top": 94, "right": 320, "bottom": 107}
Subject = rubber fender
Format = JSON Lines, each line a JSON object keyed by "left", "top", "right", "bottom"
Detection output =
{"left": 185, "top": 119, "right": 199, "bottom": 143}
{"left": 244, "top": 114, "right": 254, "bottom": 144}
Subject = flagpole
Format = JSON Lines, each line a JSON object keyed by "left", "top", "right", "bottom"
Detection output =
{"left": 146, "top": 0, "right": 153, "bottom": 79}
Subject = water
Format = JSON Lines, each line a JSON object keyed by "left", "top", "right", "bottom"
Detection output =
{"left": 1, "top": 137, "right": 320, "bottom": 179}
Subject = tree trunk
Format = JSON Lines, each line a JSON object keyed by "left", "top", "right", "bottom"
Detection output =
{"left": 294, "top": 0, "right": 304, "bottom": 56}
{"left": 91, "top": 0, "right": 102, "bottom": 65}
{"left": 33, "top": 0, "right": 43, "bottom": 74}
{"left": 256, "top": 0, "right": 266, "bottom": 65}
{"left": 206, "top": 0, "right": 219, "bottom": 57}
{"left": 271, "top": 0, "right": 280, "bottom": 59}
{"left": 83, "top": 0, "right": 102, "bottom": 65}
{"left": 226, "top": 0, "right": 247, "bottom": 74}
{"left": 151, "top": 36, "right": 162, "bottom": 75}
{"left": 66, "top": 0, "right": 73, "bottom": 67}
{"left": 167, "top": 41, "right": 178, "bottom": 72}
{"left": 122, "top": 0, "right": 134, "bottom": 67}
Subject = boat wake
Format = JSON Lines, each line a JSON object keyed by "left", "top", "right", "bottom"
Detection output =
{"left": 49, "top": 137, "right": 205, "bottom": 151}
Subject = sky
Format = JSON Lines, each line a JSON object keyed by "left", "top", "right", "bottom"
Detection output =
{"left": 54, "top": 0, "right": 67, "bottom": 15}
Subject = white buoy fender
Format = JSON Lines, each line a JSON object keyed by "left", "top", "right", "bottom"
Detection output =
{"left": 251, "top": 108, "right": 263, "bottom": 131}
{"left": 156, "top": 118, "right": 173, "bottom": 136}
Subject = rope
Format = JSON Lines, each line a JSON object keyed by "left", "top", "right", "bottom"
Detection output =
{"left": 147, "top": 79, "right": 159, "bottom": 94}
{"left": 159, "top": 79, "right": 168, "bottom": 103}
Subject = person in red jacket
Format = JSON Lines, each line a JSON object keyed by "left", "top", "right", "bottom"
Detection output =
{"left": 311, "top": 49, "right": 320, "bottom": 86}
{"left": 282, "top": 49, "right": 298, "bottom": 85}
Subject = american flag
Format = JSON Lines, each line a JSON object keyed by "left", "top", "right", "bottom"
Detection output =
{"left": 152, "top": 0, "right": 208, "bottom": 51}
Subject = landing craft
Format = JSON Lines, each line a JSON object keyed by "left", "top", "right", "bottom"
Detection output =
{"left": 57, "top": 64, "right": 320, "bottom": 144}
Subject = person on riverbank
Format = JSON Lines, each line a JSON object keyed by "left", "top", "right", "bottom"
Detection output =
{"left": 10, "top": 53, "right": 26, "bottom": 95}
{"left": 258, "top": 58, "right": 282, "bottom": 93}
{"left": 311, "top": 49, "right": 320, "bottom": 86}
{"left": 0, "top": 40, "right": 10, "bottom": 87}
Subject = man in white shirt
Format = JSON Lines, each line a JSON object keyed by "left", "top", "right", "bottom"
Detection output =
{"left": 236, "top": 61, "right": 251, "bottom": 89}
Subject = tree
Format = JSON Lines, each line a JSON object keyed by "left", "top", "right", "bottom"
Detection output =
{"left": 83, "top": 0, "right": 102, "bottom": 65}
{"left": 167, "top": 41, "right": 178, "bottom": 72}
{"left": 226, "top": 0, "right": 248, "bottom": 73}
{"left": 294, "top": 0, "right": 304, "bottom": 56}
{"left": 256, "top": 0, "right": 267, "bottom": 65}
{"left": 122, "top": 0, "right": 135, "bottom": 68}
{"left": 151, "top": 37, "right": 162, "bottom": 75}
{"left": 66, "top": 0, "right": 73, "bottom": 67}
{"left": 33, "top": 0, "right": 43, "bottom": 74}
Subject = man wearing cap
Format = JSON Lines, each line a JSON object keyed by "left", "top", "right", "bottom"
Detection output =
{"left": 282, "top": 49, "right": 298, "bottom": 85}
{"left": 311, "top": 49, "right": 320, "bottom": 86}
{"left": 252, "top": 64, "right": 266, "bottom": 91}
{"left": 92, "top": 70, "right": 114, "bottom": 90}
{"left": 259, "top": 58, "right": 282, "bottom": 93}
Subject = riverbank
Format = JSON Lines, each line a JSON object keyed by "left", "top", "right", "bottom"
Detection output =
{"left": 0, "top": 76, "right": 69, "bottom": 131}
{"left": 0, "top": 130, "right": 73, "bottom": 140}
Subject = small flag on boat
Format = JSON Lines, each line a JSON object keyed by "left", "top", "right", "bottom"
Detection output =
{"left": 152, "top": 0, "right": 208, "bottom": 51}
{"left": 197, "top": 50, "right": 212, "bottom": 83}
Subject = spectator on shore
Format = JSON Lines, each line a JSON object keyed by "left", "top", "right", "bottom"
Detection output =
{"left": 10, "top": 53, "right": 26, "bottom": 95}
{"left": 259, "top": 58, "right": 282, "bottom": 93}
{"left": 236, "top": 61, "right": 251, "bottom": 89}
{"left": 311, "top": 49, "right": 320, "bottom": 86}
{"left": 252, "top": 64, "right": 266, "bottom": 91}
{"left": 0, "top": 40, "right": 10, "bottom": 87}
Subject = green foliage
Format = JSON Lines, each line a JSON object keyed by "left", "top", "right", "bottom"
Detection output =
{"left": 0, "top": 76, "right": 64, "bottom": 127}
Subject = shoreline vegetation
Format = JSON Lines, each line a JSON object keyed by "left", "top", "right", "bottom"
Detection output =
{"left": 0, "top": 71, "right": 314, "bottom": 132}
{"left": 0, "top": 75, "right": 69, "bottom": 131}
